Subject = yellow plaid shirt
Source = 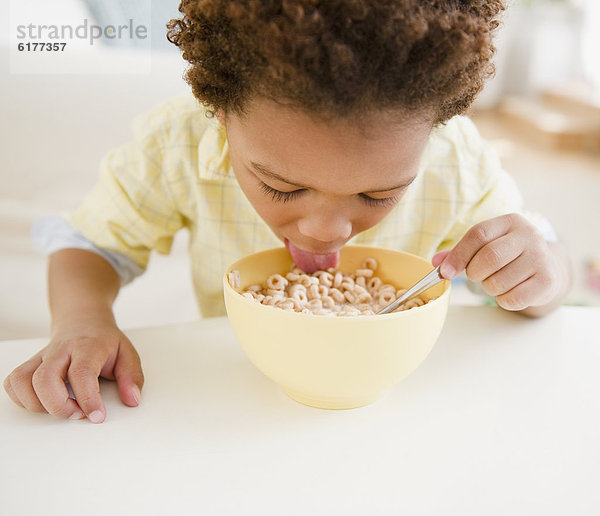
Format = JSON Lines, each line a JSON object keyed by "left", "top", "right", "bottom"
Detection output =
{"left": 66, "top": 93, "right": 550, "bottom": 317}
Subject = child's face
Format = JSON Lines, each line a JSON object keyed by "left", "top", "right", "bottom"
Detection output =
{"left": 222, "top": 97, "right": 432, "bottom": 269}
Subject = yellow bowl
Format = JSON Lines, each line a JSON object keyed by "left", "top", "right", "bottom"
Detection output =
{"left": 223, "top": 245, "right": 451, "bottom": 409}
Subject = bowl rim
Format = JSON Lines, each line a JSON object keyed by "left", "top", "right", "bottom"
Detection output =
{"left": 223, "top": 245, "right": 451, "bottom": 320}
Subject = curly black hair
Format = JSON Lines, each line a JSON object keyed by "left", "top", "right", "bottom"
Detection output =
{"left": 167, "top": 0, "right": 504, "bottom": 124}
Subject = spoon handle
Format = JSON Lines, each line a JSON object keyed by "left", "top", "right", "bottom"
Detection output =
{"left": 377, "top": 265, "right": 444, "bottom": 315}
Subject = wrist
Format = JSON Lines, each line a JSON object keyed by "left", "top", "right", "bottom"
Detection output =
{"left": 50, "top": 305, "right": 117, "bottom": 337}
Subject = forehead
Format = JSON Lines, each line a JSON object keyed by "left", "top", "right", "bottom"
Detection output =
{"left": 226, "top": 98, "right": 433, "bottom": 193}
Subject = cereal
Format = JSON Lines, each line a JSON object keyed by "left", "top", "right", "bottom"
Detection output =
{"left": 233, "top": 258, "right": 435, "bottom": 316}
{"left": 266, "top": 274, "right": 287, "bottom": 290}
{"left": 333, "top": 272, "right": 343, "bottom": 288}
{"left": 226, "top": 270, "right": 240, "bottom": 289}
{"left": 362, "top": 257, "right": 378, "bottom": 270}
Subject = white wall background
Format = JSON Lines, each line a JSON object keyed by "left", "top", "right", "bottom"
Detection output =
{"left": 1, "top": 0, "right": 196, "bottom": 339}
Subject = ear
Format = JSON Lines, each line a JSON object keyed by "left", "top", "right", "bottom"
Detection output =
{"left": 216, "top": 109, "right": 226, "bottom": 126}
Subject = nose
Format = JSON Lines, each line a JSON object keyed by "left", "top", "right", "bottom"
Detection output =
{"left": 297, "top": 205, "right": 352, "bottom": 244}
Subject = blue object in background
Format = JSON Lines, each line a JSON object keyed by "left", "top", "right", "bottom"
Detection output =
{"left": 81, "top": 0, "right": 180, "bottom": 51}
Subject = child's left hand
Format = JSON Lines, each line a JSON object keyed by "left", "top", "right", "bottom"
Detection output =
{"left": 432, "top": 213, "right": 570, "bottom": 315}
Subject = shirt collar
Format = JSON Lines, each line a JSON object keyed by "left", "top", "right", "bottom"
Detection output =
{"left": 197, "top": 116, "right": 233, "bottom": 180}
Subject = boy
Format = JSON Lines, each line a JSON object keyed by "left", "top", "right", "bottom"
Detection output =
{"left": 3, "top": 0, "right": 571, "bottom": 423}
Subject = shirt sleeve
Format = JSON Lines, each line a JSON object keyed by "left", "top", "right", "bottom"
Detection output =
{"left": 64, "top": 110, "right": 186, "bottom": 271}
{"left": 436, "top": 120, "right": 558, "bottom": 251}
{"left": 31, "top": 215, "right": 144, "bottom": 285}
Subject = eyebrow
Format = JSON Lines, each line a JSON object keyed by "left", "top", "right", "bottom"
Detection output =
{"left": 250, "top": 161, "right": 417, "bottom": 193}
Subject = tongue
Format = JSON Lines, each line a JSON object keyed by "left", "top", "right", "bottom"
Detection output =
{"left": 285, "top": 240, "right": 340, "bottom": 274}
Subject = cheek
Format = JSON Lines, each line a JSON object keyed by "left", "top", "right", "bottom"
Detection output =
{"left": 233, "top": 169, "right": 296, "bottom": 227}
{"left": 256, "top": 200, "right": 297, "bottom": 228}
{"left": 352, "top": 207, "right": 391, "bottom": 233}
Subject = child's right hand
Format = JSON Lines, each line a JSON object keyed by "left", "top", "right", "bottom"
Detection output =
{"left": 3, "top": 320, "right": 144, "bottom": 423}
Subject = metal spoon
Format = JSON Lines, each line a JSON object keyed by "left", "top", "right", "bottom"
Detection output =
{"left": 377, "top": 265, "right": 444, "bottom": 315}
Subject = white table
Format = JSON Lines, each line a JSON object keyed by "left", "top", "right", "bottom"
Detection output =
{"left": 1, "top": 306, "right": 599, "bottom": 516}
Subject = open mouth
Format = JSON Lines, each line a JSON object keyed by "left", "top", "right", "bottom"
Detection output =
{"left": 285, "top": 239, "right": 341, "bottom": 273}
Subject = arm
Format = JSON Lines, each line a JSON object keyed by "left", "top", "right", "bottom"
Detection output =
{"left": 433, "top": 213, "right": 572, "bottom": 318}
{"left": 6, "top": 100, "right": 193, "bottom": 422}
{"left": 3, "top": 249, "right": 144, "bottom": 423}
{"left": 49, "top": 248, "right": 121, "bottom": 330}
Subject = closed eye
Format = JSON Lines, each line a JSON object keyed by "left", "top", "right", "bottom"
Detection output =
{"left": 259, "top": 180, "right": 400, "bottom": 208}
{"left": 358, "top": 193, "right": 400, "bottom": 208}
{"left": 259, "top": 182, "right": 305, "bottom": 203}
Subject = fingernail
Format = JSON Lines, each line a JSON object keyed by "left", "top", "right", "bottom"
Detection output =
{"left": 441, "top": 262, "right": 456, "bottom": 279}
{"left": 131, "top": 385, "right": 141, "bottom": 405}
{"left": 88, "top": 410, "right": 104, "bottom": 424}
{"left": 69, "top": 410, "right": 85, "bottom": 420}
{"left": 66, "top": 382, "right": 76, "bottom": 400}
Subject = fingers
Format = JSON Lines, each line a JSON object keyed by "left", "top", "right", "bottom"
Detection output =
{"left": 432, "top": 250, "right": 451, "bottom": 267}
{"left": 465, "top": 234, "right": 524, "bottom": 283}
{"left": 31, "top": 354, "right": 86, "bottom": 420}
{"left": 435, "top": 213, "right": 564, "bottom": 312}
{"left": 6, "top": 344, "right": 107, "bottom": 422}
{"left": 496, "top": 271, "right": 555, "bottom": 311}
{"left": 67, "top": 346, "right": 109, "bottom": 424}
{"left": 476, "top": 246, "right": 538, "bottom": 310}
{"left": 4, "top": 332, "right": 144, "bottom": 423}
{"left": 480, "top": 255, "right": 533, "bottom": 299}
{"left": 114, "top": 339, "right": 144, "bottom": 408}
{"left": 439, "top": 214, "right": 516, "bottom": 279}
{"left": 3, "top": 373, "right": 25, "bottom": 408}
{"left": 4, "top": 354, "right": 46, "bottom": 413}
{"left": 494, "top": 252, "right": 558, "bottom": 310}
{"left": 4, "top": 352, "right": 84, "bottom": 419}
